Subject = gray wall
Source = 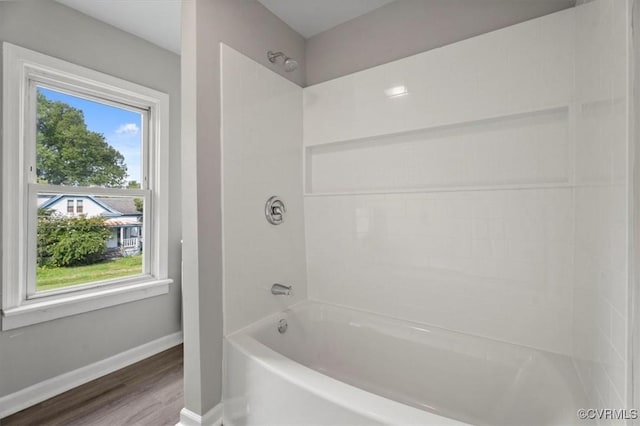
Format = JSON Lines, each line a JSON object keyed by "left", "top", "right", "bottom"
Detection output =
{"left": 181, "top": 0, "right": 305, "bottom": 416}
{"left": 0, "top": 0, "right": 182, "bottom": 400}
{"left": 305, "top": 0, "right": 576, "bottom": 85}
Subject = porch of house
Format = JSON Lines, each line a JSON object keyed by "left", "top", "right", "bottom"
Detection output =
{"left": 105, "top": 221, "right": 142, "bottom": 256}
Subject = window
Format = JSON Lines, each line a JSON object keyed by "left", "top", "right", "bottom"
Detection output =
{"left": 2, "top": 43, "right": 171, "bottom": 330}
{"left": 34, "top": 87, "right": 146, "bottom": 290}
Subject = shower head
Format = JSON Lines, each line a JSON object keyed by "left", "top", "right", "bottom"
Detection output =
{"left": 283, "top": 57, "right": 298, "bottom": 72}
{"left": 268, "top": 50, "right": 298, "bottom": 72}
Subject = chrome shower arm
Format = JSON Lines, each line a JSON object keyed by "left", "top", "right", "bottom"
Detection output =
{"left": 268, "top": 51, "right": 285, "bottom": 63}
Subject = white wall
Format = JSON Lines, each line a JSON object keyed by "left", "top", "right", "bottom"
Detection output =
{"left": 304, "top": 9, "right": 576, "bottom": 354}
{"left": 221, "top": 44, "right": 306, "bottom": 335}
{"left": 572, "top": 0, "right": 630, "bottom": 409}
{"left": 0, "top": 0, "right": 181, "bottom": 402}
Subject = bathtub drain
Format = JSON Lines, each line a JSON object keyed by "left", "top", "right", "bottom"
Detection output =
{"left": 278, "top": 319, "right": 288, "bottom": 334}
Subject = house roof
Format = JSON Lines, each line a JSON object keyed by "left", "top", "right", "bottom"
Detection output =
{"left": 39, "top": 194, "right": 141, "bottom": 217}
{"left": 95, "top": 197, "right": 141, "bottom": 216}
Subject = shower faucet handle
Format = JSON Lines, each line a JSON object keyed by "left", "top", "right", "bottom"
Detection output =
{"left": 272, "top": 202, "right": 285, "bottom": 216}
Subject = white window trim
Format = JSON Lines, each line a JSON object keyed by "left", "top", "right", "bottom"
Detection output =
{"left": 2, "top": 42, "right": 172, "bottom": 330}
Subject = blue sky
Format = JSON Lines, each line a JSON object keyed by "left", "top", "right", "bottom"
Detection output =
{"left": 37, "top": 87, "right": 142, "bottom": 184}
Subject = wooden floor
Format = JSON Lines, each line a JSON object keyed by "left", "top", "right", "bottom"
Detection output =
{"left": 2, "top": 345, "right": 183, "bottom": 426}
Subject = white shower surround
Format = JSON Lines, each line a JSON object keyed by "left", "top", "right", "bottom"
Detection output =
{"left": 304, "top": 0, "right": 630, "bottom": 408}
{"left": 304, "top": 8, "right": 576, "bottom": 355}
{"left": 572, "top": 0, "right": 630, "bottom": 409}
{"left": 221, "top": 43, "right": 307, "bottom": 335}
{"left": 220, "top": 0, "right": 631, "bottom": 423}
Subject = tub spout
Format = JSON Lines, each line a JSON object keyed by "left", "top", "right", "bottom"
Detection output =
{"left": 271, "top": 283, "right": 292, "bottom": 296}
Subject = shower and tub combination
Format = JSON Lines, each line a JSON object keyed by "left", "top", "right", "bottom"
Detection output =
{"left": 220, "top": 1, "right": 633, "bottom": 425}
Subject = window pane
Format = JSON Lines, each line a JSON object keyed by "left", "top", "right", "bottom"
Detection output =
{"left": 36, "top": 87, "right": 143, "bottom": 188}
{"left": 36, "top": 193, "right": 144, "bottom": 292}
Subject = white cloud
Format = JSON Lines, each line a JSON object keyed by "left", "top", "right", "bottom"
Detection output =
{"left": 115, "top": 123, "right": 140, "bottom": 135}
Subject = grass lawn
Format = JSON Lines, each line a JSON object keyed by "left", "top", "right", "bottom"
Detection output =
{"left": 37, "top": 255, "right": 143, "bottom": 292}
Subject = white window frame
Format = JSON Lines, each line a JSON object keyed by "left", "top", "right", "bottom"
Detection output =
{"left": 2, "top": 43, "right": 172, "bottom": 330}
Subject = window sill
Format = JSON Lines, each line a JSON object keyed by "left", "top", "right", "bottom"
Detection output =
{"left": 1, "top": 278, "right": 172, "bottom": 330}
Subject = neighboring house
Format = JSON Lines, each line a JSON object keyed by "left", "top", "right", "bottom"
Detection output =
{"left": 38, "top": 194, "right": 143, "bottom": 255}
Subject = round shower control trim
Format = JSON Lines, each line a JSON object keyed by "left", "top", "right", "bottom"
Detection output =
{"left": 265, "top": 196, "right": 286, "bottom": 225}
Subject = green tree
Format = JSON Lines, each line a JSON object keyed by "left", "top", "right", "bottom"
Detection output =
{"left": 126, "top": 181, "right": 144, "bottom": 213}
{"left": 36, "top": 92, "right": 128, "bottom": 187}
{"left": 37, "top": 210, "right": 111, "bottom": 267}
{"left": 133, "top": 198, "right": 144, "bottom": 213}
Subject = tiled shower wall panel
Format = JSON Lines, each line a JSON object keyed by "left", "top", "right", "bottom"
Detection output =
{"left": 306, "top": 189, "right": 574, "bottom": 353}
{"left": 303, "top": 9, "right": 577, "bottom": 354}
{"left": 572, "top": 0, "right": 630, "bottom": 409}
{"left": 221, "top": 44, "right": 307, "bottom": 334}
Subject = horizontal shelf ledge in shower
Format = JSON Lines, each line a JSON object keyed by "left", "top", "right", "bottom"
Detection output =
{"left": 303, "top": 182, "right": 575, "bottom": 197}
{"left": 303, "top": 104, "right": 571, "bottom": 148}
{"left": 304, "top": 104, "right": 573, "bottom": 196}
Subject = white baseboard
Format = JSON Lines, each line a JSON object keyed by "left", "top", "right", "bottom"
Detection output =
{"left": 178, "top": 403, "right": 223, "bottom": 426}
{"left": 0, "top": 331, "right": 183, "bottom": 419}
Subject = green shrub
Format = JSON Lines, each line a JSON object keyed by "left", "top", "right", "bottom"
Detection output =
{"left": 38, "top": 211, "right": 111, "bottom": 267}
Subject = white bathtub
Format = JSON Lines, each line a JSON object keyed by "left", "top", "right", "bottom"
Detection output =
{"left": 223, "top": 301, "right": 587, "bottom": 426}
